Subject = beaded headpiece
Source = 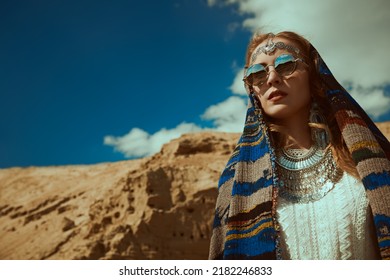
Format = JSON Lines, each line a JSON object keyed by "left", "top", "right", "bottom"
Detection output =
{"left": 250, "top": 33, "right": 300, "bottom": 63}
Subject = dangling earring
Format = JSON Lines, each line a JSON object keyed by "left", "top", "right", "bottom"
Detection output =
{"left": 309, "top": 102, "right": 330, "bottom": 149}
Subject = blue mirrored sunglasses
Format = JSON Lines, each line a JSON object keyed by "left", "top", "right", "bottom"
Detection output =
{"left": 243, "top": 54, "right": 305, "bottom": 87}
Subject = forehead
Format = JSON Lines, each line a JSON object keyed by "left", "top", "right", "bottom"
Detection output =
{"left": 251, "top": 37, "right": 299, "bottom": 65}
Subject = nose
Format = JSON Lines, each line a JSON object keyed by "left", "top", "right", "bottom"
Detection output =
{"left": 266, "top": 67, "right": 281, "bottom": 86}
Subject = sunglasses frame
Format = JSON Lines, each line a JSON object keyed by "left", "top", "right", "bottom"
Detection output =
{"left": 243, "top": 54, "right": 305, "bottom": 87}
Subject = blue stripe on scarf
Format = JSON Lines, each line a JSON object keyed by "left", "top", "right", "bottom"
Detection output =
{"left": 362, "top": 172, "right": 390, "bottom": 191}
{"left": 319, "top": 62, "right": 331, "bottom": 75}
{"left": 213, "top": 206, "right": 229, "bottom": 228}
{"left": 238, "top": 141, "right": 269, "bottom": 162}
{"left": 374, "top": 214, "right": 390, "bottom": 237}
{"left": 380, "top": 239, "right": 390, "bottom": 248}
{"left": 232, "top": 177, "right": 273, "bottom": 196}
{"left": 224, "top": 228, "right": 275, "bottom": 257}
{"left": 218, "top": 168, "right": 235, "bottom": 188}
{"left": 213, "top": 212, "right": 222, "bottom": 228}
{"left": 326, "top": 89, "right": 343, "bottom": 96}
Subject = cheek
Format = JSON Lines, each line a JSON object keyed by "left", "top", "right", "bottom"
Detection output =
{"left": 258, "top": 94, "right": 268, "bottom": 108}
{"left": 298, "top": 73, "right": 311, "bottom": 102}
{"left": 287, "top": 70, "right": 310, "bottom": 97}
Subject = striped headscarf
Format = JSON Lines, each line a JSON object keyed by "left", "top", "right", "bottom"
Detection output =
{"left": 208, "top": 44, "right": 390, "bottom": 260}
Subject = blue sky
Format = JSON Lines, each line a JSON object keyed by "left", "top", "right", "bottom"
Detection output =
{"left": 1, "top": 0, "right": 389, "bottom": 168}
{"left": 0, "top": 0, "right": 251, "bottom": 167}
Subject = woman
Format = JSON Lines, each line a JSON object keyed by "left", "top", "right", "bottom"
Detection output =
{"left": 209, "top": 31, "right": 390, "bottom": 260}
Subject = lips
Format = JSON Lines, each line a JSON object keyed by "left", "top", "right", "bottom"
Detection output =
{"left": 268, "top": 90, "right": 287, "bottom": 101}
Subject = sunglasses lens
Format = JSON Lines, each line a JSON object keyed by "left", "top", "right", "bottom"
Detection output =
{"left": 249, "top": 71, "right": 268, "bottom": 86}
{"left": 276, "top": 60, "right": 296, "bottom": 76}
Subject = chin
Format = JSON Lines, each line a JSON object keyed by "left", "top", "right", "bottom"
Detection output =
{"left": 263, "top": 103, "right": 311, "bottom": 121}
{"left": 263, "top": 106, "right": 292, "bottom": 120}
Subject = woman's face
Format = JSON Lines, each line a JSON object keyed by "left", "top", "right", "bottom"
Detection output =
{"left": 250, "top": 38, "right": 311, "bottom": 122}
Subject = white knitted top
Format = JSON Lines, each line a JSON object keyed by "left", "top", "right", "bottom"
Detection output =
{"left": 276, "top": 172, "right": 380, "bottom": 260}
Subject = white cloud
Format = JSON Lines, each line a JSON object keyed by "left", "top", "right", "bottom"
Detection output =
{"left": 104, "top": 96, "right": 247, "bottom": 158}
{"left": 229, "top": 68, "right": 247, "bottom": 95}
{"left": 349, "top": 86, "right": 390, "bottom": 119}
{"left": 207, "top": 0, "right": 218, "bottom": 7}
{"left": 223, "top": 0, "right": 390, "bottom": 119}
{"left": 201, "top": 96, "right": 247, "bottom": 132}
{"left": 104, "top": 123, "right": 203, "bottom": 158}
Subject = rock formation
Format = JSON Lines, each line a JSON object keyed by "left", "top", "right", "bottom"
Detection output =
{"left": 0, "top": 132, "right": 239, "bottom": 260}
{"left": 0, "top": 122, "right": 389, "bottom": 260}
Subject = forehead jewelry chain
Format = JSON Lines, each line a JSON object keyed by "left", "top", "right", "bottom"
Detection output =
{"left": 251, "top": 33, "right": 301, "bottom": 63}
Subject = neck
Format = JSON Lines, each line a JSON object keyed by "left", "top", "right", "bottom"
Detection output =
{"left": 277, "top": 113, "right": 312, "bottom": 149}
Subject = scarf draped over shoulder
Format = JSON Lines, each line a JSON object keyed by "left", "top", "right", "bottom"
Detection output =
{"left": 208, "top": 45, "right": 390, "bottom": 260}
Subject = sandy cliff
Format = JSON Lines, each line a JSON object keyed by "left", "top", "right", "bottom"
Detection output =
{"left": 0, "top": 123, "right": 389, "bottom": 260}
{"left": 0, "top": 132, "right": 239, "bottom": 259}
